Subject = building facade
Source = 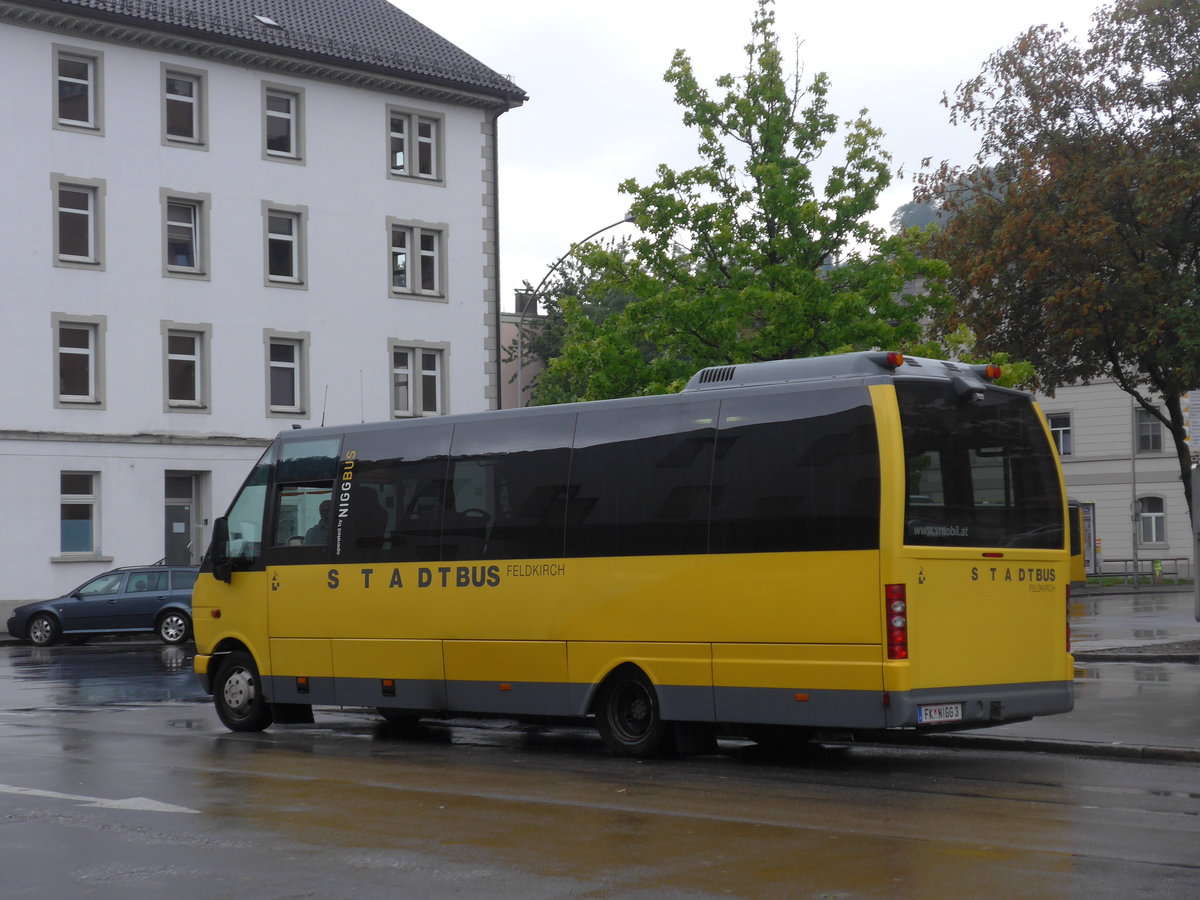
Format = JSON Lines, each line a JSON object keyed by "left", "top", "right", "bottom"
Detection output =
{"left": 1037, "top": 380, "right": 1196, "bottom": 581}
{"left": 0, "top": 0, "right": 524, "bottom": 601}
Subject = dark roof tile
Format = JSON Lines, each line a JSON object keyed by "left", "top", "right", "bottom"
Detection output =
{"left": 39, "top": 0, "right": 525, "bottom": 101}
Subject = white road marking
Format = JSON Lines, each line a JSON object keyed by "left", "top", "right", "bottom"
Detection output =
{"left": 0, "top": 782, "right": 200, "bottom": 814}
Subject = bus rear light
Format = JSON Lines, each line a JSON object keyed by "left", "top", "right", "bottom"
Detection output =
{"left": 885, "top": 584, "right": 908, "bottom": 659}
{"left": 886, "top": 352, "right": 905, "bottom": 369}
{"left": 984, "top": 364, "right": 1002, "bottom": 380}
{"left": 210, "top": 609, "right": 221, "bottom": 618}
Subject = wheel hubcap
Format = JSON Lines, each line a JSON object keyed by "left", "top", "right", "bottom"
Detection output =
{"left": 161, "top": 616, "right": 185, "bottom": 642}
{"left": 30, "top": 619, "right": 52, "bottom": 644}
{"left": 222, "top": 668, "right": 255, "bottom": 714}
{"left": 613, "top": 683, "right": 652, "bottom": 741}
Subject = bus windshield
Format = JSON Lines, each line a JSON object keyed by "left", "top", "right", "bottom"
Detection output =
{"left": 897, "top": 382, "right": 1063, "bottom": 549}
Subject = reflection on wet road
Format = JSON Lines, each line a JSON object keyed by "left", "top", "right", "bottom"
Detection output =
{"left": 0, "top": 640, "right": 205, "bottom": 709}
{"left": 0, "top": 641, "right": 1197, "bottom": 898}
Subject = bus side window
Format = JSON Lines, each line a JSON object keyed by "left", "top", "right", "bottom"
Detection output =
{"left": 333, "top": 423, "right": 452, "bottom": 564}
{"left": 568, "top": 399, "right": 719, "bottom": 558}
{"left": 710, "top": 387, "right": 880, "bottom": 554}
{"left": 444, "top": 414, "right": 575, "bottom": 561}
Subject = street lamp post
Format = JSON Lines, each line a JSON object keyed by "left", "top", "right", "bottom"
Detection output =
{"left": 513, "top": 212, "right": 635, "bottom": 407}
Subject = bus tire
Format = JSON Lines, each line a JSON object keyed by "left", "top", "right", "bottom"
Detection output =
{"left": 595, "top": 667, "right": 675, "bottom": 758}
{"left": 214, "top": 650, "right": 274, "bottom": 732}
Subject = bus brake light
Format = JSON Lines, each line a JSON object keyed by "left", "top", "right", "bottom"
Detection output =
{"left": 885, "top": 584, "right": 908, "bottom": 660}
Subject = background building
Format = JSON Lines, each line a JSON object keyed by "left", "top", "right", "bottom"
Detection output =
{"left": 0, "top": 0, "right": 524, "bottom": 601}
{"left": 1037, "top": 380, "right": 1196, "bottom": 581}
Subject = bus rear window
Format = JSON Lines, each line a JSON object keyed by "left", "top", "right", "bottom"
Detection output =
{"left": 897, "top": 382, "right": 1063, "bottom": 549}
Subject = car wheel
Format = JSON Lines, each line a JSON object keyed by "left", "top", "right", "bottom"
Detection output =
{"left": 213, "top": 650, "right": 273, "bottom": 732}
{"left": 156, "top": 610, "right": 192, "bottom": 645}
{"left": 27, "top": 613, "right": 61, "bottom": 647}
{"left": 595, "top": 666, "right": 675, "bottom": 758}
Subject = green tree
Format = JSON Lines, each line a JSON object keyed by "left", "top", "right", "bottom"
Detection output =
{"left": 533, "top": 0, "right": 950, "bottom": 404}
{"left": 504, "top": 238, "right": 638, "bottom": 401}
{"left": 918, "top": 0, "right": 1200, "bottom": 515}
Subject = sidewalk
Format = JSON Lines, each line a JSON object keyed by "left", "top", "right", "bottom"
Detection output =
{"left": 3, "top": 587, "right": 1198, "bottom": 761}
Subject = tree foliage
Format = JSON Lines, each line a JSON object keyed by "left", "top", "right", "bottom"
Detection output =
{"left": 533, "top": 0, "right": 950, "bottom": 404}
{"left": 504, "top": 238, "right": 638, "bottom": 401}
{"left": 918, "top": 0, "right": 1200, "bottom": 513}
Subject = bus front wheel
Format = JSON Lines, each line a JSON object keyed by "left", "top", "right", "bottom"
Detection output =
{"left": 596, "top": 667, "right": 674, "bottom": 758}
{"left": 214, "top": 651, "right": 274, "bottom": 732}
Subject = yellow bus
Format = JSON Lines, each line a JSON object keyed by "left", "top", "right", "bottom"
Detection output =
{"left": 194, "top": 351, "right": 1074, "bottom": 756}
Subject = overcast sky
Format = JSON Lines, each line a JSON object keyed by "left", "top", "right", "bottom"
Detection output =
{"left": 396, "top": 0, "right": 1101, "bottom": 309}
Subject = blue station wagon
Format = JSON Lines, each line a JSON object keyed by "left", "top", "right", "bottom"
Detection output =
{"left": 6, "top": 565, "right": 199, "bottom": 646}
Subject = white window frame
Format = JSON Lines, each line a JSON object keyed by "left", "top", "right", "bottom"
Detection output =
{"left": 59, "top": 471, "right": 100, "bottom": 556}
{"left": 52, "top": 312, "right": 106, "bottom": 408}
{"left": 263, "top": 202, "right": 308, "bottom": 288}
{"left": 1136, "top": 408, "right": 1163, "bottom": 454}
{"left": 265, "top": 330, "right": 311, "bottom": 417}
{"left": 263, "top": 84, "right": 304, "bottom": 163}
{"left": 387, "top": 218, "right": 446, "bottom": 299}
{"left": 53, "top": 45, "right": 103, "bottom": 134}
{"left": 162, "top": 322, "right": 212, "bottom": 413}
{"left": 162, "top": 189, "right": 211, "bottom": 278}
{"left": 52, "top": 173, "right": 106, "bottom": 269}
{"left": 390, "top": 342, "right": 447, "bottom": 418}
{"left": 1138, "top": 496, "right": 1166, "bottom": 545}
{"left": 1047, "top": 412, "right": 1072, "bottom": 457}
{"left": 163, "top": 65, "right": 207, "bottom": 148}
{"left": 387, "top": 107, "right": 443, "bottom": 182}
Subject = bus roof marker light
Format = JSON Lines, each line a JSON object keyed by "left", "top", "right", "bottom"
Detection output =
{"left": 886, "top": 352, "right": 905, "bottom": 369}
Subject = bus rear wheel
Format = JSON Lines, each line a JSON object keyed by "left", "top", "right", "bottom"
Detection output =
{"left": 214, "top": 650, "right": 273, "bottom": 732}
{"left": 596, "top": 667, "right": 674, "bottom": 758}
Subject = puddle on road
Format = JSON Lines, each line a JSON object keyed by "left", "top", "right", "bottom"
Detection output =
{"left": 0, "top": 642, "right": 208, "bottom": 710}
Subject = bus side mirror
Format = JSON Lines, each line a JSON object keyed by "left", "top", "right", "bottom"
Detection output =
{"left": 211, "top": 517, "right": 232, "bottom": 584}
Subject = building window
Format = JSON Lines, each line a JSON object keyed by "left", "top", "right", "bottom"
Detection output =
{"left": 264, "top": 204, "right": 307, "bottom": 287}
{"left": 1138, "top": 496, "right": 1165, "bottom": 544}
{"left": 54, "top": 47, "right": 103, "bottom": 132}
{"left": 163, "top": 67, "right": 206, "bottom": 146}
{"left": 389, "top": 220, "right": 445, "bottom": 297}
{"left": 1136, "top": 408, "right": 1162, "bottom": 453}
{"left": 52, "top": 174, "right": 105, "bottom": 268}
{"left": 391, "top": 344, "right": 445, "bottom": 417}
{"left": 264, "top": 85, "right": 303, "bottom": 161}
{"left": 163, "top": 326, "right": 211, "bottom": 410}
{"left": 266, "top": 332, "right": 309, "bottom": 416}
{"left": 388, "top": 108, "right": 441, "bottom": 180}
{"left": 1047, "top": 412, "right": 1072, "bottom": 457}
{"left": 60, "top": 472, "right": 99, "bottom": 554}
{"left": 53, "top": 314, "right": 105, "bottom": 407}
{"left": 161, "top": 191, "right": 213, "bottom": 277}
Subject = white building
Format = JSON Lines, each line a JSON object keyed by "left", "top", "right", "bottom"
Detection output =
{"left": 0, "top": 0, "right": 524, "bottom": 601}
{"left": 1037, "top": 380, "right": 1195, "bottom": 581}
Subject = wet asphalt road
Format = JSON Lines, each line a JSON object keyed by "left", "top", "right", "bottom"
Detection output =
{"left": 1, "top": 641, "right": 1198, "bottom": 898}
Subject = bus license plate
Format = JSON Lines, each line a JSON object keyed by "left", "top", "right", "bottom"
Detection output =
{"left": 917, "top": 703, "right": 962, "bottom": 724}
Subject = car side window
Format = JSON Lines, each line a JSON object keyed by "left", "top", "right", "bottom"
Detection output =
{"left": 171, "top": 570, "right": 198, "bottom": 590}
{"left": 78, "top": 572, "right": 125, "bottom": 596}
{"left": 127, "top": 571, "right": 168, "bottom": 593}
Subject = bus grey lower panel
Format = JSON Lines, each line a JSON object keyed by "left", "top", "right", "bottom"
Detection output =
{"left": 265, "top": 675, "right": 337, "bottom": 706}
{"left": 445, "top": 680, "right": 571, "bottom": 717}
{"left": 714, "top": 686, "right": 887, "bottom": 729}
{"left": 336, "top": 677, "right": 446, "bottom": 711}
{"left": 886, "top": 681, "right": 1074, "bottom": 728}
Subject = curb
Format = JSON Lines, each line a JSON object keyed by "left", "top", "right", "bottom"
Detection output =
{"left": 862, "top": 731, "right": 1200, "bottom": 763}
